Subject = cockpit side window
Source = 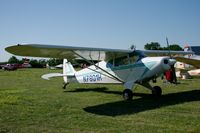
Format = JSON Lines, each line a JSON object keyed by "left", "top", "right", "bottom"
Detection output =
{"left": 106, "top": 51, "right": 145, "bottom": 68}
{"left": 114, "top": 56, "right": 129, "bottom": 66}
{"left": 129, "top": 51, "right": 146, "bottom": 63}
{"left": 128, "top": 52, "right": 140, "bottom": 63}
{"left": 106, "top": 55, "right": 129, "bottom": 68}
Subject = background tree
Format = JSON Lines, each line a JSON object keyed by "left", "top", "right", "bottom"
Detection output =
{"left": 6, "top": 56, "right": 78, "bottom": 68}
{"left": 145, "top": 42, "right": 183, "bottom": 51}
{"left": 39, "top": 59, "right": 47, "bottom": 67}
{"left": 47, "top": 58, "right": 63, "bottom": 66}
{"left": 167, "top": 44, "right": 183, "bottom": 51}
{"left": 144, "top": 42, "right": 161, "bottom": 50}
{"left": 8, "top": 56, "right": 19, "bottom": 63}
{"left": 29, "top": 59, "right": 43, "bottom": 68}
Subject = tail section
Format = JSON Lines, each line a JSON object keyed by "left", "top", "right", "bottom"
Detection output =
{"left": 41, "top": 59, "right": 76, "bottom": 84}
{"left": 63, "top": 59, "right": 76, "bottom": 83}
{"left": 184, "top": 45, "right": 190, "bottom": 52}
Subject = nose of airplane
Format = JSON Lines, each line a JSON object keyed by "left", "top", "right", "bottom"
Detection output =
{"left": 161, "top": 58, "right": 176, "bottom": 71}
{"left": 140, "top": 57, "right": 177, "bottom": 80}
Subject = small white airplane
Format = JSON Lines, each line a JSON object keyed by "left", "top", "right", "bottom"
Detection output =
{"left": 5, "top": 44, "right": 195, "bottom": 100}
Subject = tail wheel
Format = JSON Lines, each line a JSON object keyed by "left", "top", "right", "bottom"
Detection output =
{"left": 152, "top": 86, "right": 162, "bottom": 96}
{"left": 62, "top": 83, "right": 69, "bottom": 89}
{"left": 123, "top": 89, "right": 133, "bottom": 100}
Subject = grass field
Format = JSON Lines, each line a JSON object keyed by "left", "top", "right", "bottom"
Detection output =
{"left": 0, "top": 68, "right": 200, "bottom": 133}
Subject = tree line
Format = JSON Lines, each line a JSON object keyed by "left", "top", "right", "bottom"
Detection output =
{"left": 144, "top": 42, "right": 183, "bottom": 51}
{"left": 3, "top": 56, "right": 66, "bottom": 68}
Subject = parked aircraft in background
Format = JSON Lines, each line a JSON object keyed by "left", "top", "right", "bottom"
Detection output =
{"left": 5, "top": 44, "right": 196, "bottom": 100}
{"left": 175, "top": 45, "right": 200, "bottom": 78}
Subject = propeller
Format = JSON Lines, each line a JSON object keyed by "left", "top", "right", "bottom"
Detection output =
{"left": 166, "top": 37, "right": 177, "bottom": 84}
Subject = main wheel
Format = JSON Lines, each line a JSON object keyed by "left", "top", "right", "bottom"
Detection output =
{"left": 123, "top": 89, "right": 133, "bottom": 100}
{"left": 152, "top": 86, "right": 162, "bottom": 97}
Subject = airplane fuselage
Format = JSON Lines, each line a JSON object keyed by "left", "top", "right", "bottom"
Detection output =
{"left": 71, "top": 57, "right": 174, "bottom": 85}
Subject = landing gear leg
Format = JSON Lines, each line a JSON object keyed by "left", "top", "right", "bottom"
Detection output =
{"left": 63, "top": 83, "right": 69, "bottom": 89}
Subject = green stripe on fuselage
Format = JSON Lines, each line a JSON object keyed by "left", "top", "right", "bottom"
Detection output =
{"left": 77, "top": 61, "right": 157, "bottom": 77}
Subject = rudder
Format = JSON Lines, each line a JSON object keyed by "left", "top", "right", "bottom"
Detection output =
{"left": 63, "top": 59, "right": 76, "bottom": 83}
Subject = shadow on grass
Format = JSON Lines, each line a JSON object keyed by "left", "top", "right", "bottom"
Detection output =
{"left": 83, "top": 89, "right": 200, "bottom": 116}
{"left": 65, "top": 87, "right": 122, "bottom": 95}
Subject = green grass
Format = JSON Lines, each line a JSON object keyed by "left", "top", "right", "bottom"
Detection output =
{"left": 0, "top": 68, "right": 200, "bottom": 133}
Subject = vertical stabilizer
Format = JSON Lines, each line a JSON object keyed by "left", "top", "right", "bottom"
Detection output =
{"left": 63, "top": 59, "right": 76, "bottom": 83}
{"left": 184, "top": 45, "right": 190, "bottom": 52}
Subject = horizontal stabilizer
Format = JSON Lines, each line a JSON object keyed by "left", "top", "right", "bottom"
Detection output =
{"left": 41, "top": 73, "right": 66, "bottom": 80}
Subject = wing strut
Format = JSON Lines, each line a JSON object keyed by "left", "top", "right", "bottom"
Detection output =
{"left": 72, "top": 51, "right": 124, "bottom": 83}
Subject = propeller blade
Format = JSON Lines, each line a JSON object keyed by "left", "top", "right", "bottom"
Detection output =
{"left": 166, "top": 37, "right": 172, "bottom": 58}
{"left": 166, "top": 37, "right": 177, "bottom": 84}
{"left": 171, "top": 65, "right": 177, "bottom": 84}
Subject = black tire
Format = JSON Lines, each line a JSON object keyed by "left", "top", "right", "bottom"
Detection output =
{"left": 123, "top": 89, "right": 133, "bottom": 100}
{"left": 62, "top": 83, "right": 69, "bottom": 89}
{"left": 152, "top": 86, "right": 162, "bottom": 97}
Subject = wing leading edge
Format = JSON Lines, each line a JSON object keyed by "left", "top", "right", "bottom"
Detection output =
{"left": 5, "top": 44, "right": 133, "bottom": 61}
{"left": 5, "top": 44, "right": 194, "bottom": 62}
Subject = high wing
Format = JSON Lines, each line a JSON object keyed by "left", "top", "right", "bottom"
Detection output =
{"left": 5, "top": 44, "right": 194, "bottom": 62}
{"left": 5, "top": 44, "right": 133, "bottom": 61}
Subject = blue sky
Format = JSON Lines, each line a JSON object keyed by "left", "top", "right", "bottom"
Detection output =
{"left": 0, "top": 0, "right": 200, "bottom": 62}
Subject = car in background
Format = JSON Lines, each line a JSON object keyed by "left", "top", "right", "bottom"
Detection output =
{"left": 1, "top": 64, "right": 18, "bottom": 71}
